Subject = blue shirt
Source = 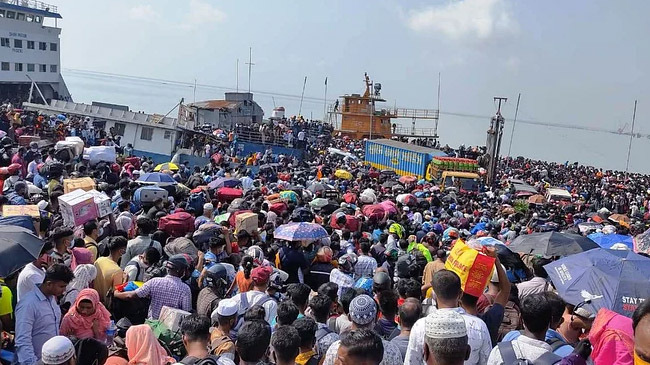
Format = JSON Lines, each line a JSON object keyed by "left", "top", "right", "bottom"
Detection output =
{"left": 33, "top": 173, "right": 47, "bottom": 190}
{"left": 14, "top": 287, "right": 61, "bottom": 365}
{"left": 501, "top": 329, "right": 574, "bottom": 357}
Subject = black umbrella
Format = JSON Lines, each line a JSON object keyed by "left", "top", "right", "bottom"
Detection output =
{"left": 382, "top": 180, "right": 401, "bottom": 188}
{"left": 0, "top": 225, "right": 45, "bottom": 277}
{"left": 307, "top": 183, "right": 330, "bottom": 194}
{"left": 508, "top": 231, "right": 598, "bottom": 257}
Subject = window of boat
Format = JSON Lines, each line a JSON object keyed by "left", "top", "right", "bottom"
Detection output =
{"left": 1, "top": 38, "right": 9, "bottom": 47}
{"left": 27, "top": 63, "right": 34, "bottom": 72}
{"left": 34, "top": 15, "right": 41, "bottom": 23}
{"left": 0, "top": 10, "right": 5, "bottom": 18}
{"left": 1, "top": 62, "right": 9, "bottom": 71}
{"left": 39, "top": 42, "right": 46, "bottom": 50}
{"left": 114, "top": 122, "right": 126, "bottom": 136}
{"left": 140, "top": 127, "right": 153, "bottom": 141}
{"left": 50, "top": 64, "right": 57, "bottom": 72}
{"left": 26, "top": 14, "right": 34, "bottom": 22}
{"left": 14, "top": 63, "right": 22, "bottom": 72}
{"left": 27, "top": 41, "right": 34, "bottom": 49}
{"left": 14, "top": 39, "right": 22, "bottom": 48}
{"left": 50, "top": 43, "right": 57, "bottom": 51}
{"left": 6, "top": 11, "right": 15, "bottom": 19}
{"left": 17, "top": 12, "right": 25, "bottom": 21}
{"left": 164, "top": 131, "right": 172, "bottom": 139}
{"left": 39, "top": 64, "right": 46, "bottom": 72}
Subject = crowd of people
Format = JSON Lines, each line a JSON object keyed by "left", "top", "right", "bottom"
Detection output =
{"left": 0, "top": 104, "right": 648, "bottom": 365}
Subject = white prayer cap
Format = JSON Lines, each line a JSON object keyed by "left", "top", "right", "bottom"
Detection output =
{"left": 41, "top": 336, "right": 75, "bottom": 364}
{"left": 425, "top": 310, "right": 467, "bottom": 339}
{"left": 212, "top": 298, "right": 238, "bottom": 322}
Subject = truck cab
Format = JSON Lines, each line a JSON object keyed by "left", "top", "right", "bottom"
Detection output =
{"left": 440, "top": 171, "right": 481, "bottom": 194}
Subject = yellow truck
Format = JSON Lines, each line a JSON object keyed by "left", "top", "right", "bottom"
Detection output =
{"left": 440, "top": 171, "right": 481, "bottom": 193}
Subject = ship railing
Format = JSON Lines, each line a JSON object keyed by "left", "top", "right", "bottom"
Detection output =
{"left": 391, "top": 126, "right": 439, "bottom": 137}
{"left": 8, "top": 0, "right": 57, "bottom": 13}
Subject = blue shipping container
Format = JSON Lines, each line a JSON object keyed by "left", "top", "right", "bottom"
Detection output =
{"left": 364, "top": 139, "right": 446, "bottom": 178}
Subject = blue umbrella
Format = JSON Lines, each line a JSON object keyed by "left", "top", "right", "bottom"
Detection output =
{"left": 274, "top": 222, "right": 328, "bottom": 241}
{"left": 587, "top": 233, "right": 635, "bottom": 250}
{"left": 545, "top": 249, "right": 650, "bottom": 317}
{"left": 208, "top": 177, "right": 241, "bottom": 190}
{"left": 137, "top": 172, "right": 177, "bottom": 185}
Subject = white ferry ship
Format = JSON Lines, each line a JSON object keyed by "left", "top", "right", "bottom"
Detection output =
{"left": 0, "top": 0, "right": 70, "bottom": 103}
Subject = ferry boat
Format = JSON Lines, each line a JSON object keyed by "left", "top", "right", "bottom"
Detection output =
{"left": 0, "top": 0, "right": 70, "bottom": 103}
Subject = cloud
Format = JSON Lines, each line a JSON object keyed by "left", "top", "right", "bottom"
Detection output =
{"left": 128, "top": 4, "right": 160, "bottom": 21}
{"left": 180, "top": 0, "right": 226, "bottom": 30}
{"left": 407, "top": 0, "right": 516, "bottom": 41}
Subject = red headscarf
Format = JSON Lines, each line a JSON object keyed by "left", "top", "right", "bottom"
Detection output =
{"left": 60, "top": 288, "right": 111, "bottom": 341}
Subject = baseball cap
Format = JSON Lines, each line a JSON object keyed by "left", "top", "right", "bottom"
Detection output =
{"left": 251, "top": 266, "right": 272, "bottom": 285}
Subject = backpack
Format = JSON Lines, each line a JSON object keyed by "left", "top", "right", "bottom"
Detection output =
{"left": 235, "top": 292, "right": 274, "bottom": 331}
{"left": 188, "top": 192, "right": 206, "bottom": 215}
{"left": 143, "top": 262, "right": 167, "bottom": 282}
{"left": 125, "top": 260, "right": 142, "bottom": 281}
{"left": 315, "top": 326, "right": 333, "bottom": 343}
{"left": 497, "top": 341, "right": 561, "bottom": 365}
{"left": 158, "top": 211, "right": 195, "bottom": 238}
{"left": 483, "top": 294, "right": 523, "bottom": 342}
{"left": 180, "top": 354, "right": 222, "bottom": 365}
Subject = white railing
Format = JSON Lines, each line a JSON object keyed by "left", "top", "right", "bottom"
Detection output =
{"left": 7, "top": 0, "right": 57, "bottom": 13}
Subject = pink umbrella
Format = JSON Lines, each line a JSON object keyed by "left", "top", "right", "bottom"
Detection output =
{"left": 399, "top": 175, "right": 417, "bottom": 185}
{"left": 379, "top": 200, "right": 398, "bottom": 215}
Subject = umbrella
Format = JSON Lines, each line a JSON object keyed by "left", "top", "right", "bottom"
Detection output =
{"left": 274, "top": 222, "right": 328, "bottom": 241}
{"left": 587, "top": 233, "right": 635, "bottom": 250}
{"left": 508, "top": 231, "right": 599, "bottom": 257}
{"left": 398, "top": 176, "right": 417, "bottom": 185}
{"left": 609, "top": 213, "right": 631, "bottom": 224}
{"left": 280, "top": 190, "right": 299, "bottom": 203}
{"left": 227, "top": 198, "right": 249, "bottom": 213}
{"left": 362, "top": 204, "right": 386, "bottom": 221}
{"left": 309, "top": 198, "right": 329, "bottom": 209}
{"left": 307, "top": 182, "right": 330, "bottom": 194}
{"left": 137, "top": 172, "right": 177, "bottom": 185}
{"left": 528, "top": 194, "right": 545, "bottom": 204}
{"left": 153, "top": 162, "right": 179, "bottom": 172}
{"left": 208, "top": 177, "right": 241, "bottom": 190}
{"left": 577, "top": 222, "right": 603, "bottom": 234}
{"left": 379, "top": 200, "right": 398, "bottom": 215}
{"left": 545, "top": 249, "right": 650, "bottom": 316}
{"left": 0, "top": 225, "right": 45, "bottom": 277}
{"left": 335, "top": 169, "right": 353, "bottom": 180}
{"left": 476, "top": 236, "right": 505, "bottom": 246}
{"left": 381, "top": 180, "right": 401, "bottom": 188}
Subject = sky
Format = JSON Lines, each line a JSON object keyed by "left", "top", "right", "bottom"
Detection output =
{"left": 51, "top": 0, "right": 650, "bottom": 172}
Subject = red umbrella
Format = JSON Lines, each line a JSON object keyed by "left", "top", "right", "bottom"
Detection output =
{"left": 362, "top": 204, "right": 386, "bottom": 221}
{"left": 399, "top": 175, "right": 417, "bottom": 185}
{"left": 343, "top": 192, "right": 357, "bottom": 204}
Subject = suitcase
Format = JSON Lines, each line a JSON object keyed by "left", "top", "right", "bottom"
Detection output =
{"left": 216, "top": 187, "right": 243, "bottom": 203}
{"left": 158, "top": 211, "right": 195, "bottom": 238}
{"left": 134, "top": 186, "right": 168, "bottom": 205}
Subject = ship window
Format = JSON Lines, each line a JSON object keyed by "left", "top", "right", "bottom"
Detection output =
{"left": 27, "top": 41, "right": 34, "bottom": 49}
{"left": 14, "top": 63, "right": 22, "bottom": 72}
{"left": 16, "top": 13, "right": 25, "bottom": 21}
{"left": 26, "top": 14, "right": 34, "bottom": 22}
{"left": 50, "top": 64, "right": 57, "bottom": 72}
{"left": 140, "top": 127, "right": 153, "bottom": 141}
{"left": 1, "top": 38, "right": 9, "bottom": 47}
{"left": 164, "top": 131, "right": 172, "bottom": 139}
{"left": 14, "top": 39, "right": 22, "bottom": 48}
{"left": 0, "top": 10, "right": 5, "bottom": 18}
{"left": 1, "top": 63, "right": 9, "bottom": 71}
{"left": 27, "top": 64, "right": 34, "bottom": 72}
{"left": 39, "top": 42, "right": 46, "bottom": 50}
{"left": 34, "top": 15, "right": 41, "bottom": 23}
{"left": 50, "top": 43, "right": 57, "bottom": 51}
{"left": 6, "top": 11, "right": 15, "bottom": 19}
{"left": 39, "top": 64, "right": 46, "bottom": 72}
{"left": 114, "top": 122, "right": 126, "bottom": 136}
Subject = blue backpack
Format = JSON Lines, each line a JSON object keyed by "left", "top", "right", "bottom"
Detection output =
{"left": 188, "top": 192, "right": 206, "bottom": 215}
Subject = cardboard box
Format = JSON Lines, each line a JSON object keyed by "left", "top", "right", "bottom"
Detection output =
{"left": 159, "top": 306, "right": 191, "bottom": 333}
{"left": 3, "top": 205, "right": 40, "bottom": 218}
{"left": 235, "top": 212, "right": 258, "bottom": 234}
{"left": 63, "top": 177, "right": 96, "bottom": 194}
{"left": 84, "top": 190, "right": 112, "bottom": 217}
{"left": 58, "top": 190, "right": 98, "bottom": 227}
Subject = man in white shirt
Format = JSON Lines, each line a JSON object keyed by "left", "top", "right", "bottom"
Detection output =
{"left": 516, "top": 257, "right": 553, "bottom": 302}
{"left": 487, "top": 293, "right": 565, "bottom": 364}
{"left": 16, "top": 247, "right": 52, "bottom": 302}
{"left": 323, "top": 294, "right": 403, "bottom": 365}
{"left": 231, "top": 266, "right": 277, "bottom": 328}
{"left": 404, "top": 270, "right": 491, "bottom": 365}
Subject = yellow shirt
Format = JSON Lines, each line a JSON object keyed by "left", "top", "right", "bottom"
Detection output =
{"left": 0, "top": 284, "right": 12, "bottom": 317}
{"left": 84, "top": 236, "right": 98, "bottom": 262}
{"left": 94, "top": 257, "right": 123, "bottom": 305}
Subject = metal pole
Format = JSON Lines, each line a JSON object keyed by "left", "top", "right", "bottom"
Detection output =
{"left": 507, "top": 93, "right": 521, "bottom": 158}
{"left": 369, "top": 82, "right": 373, "bottom": 140}
{"left": 193, "top": 79, "right": 197, "bottom": 103}
{"left": 625, "top": 100, "right": 638, "bottom": 176}
{"left": 323, "top": 77, "right": 328, "bottom": 121}
{"left": 435, "top": 72, "right": 440, "bottom": 139}
{"left": 246, "top": 48, "right": 254, "bottom": 94}
{"left": 236, "top": 59, "right": 239, "bottom": 93}
{"left": 298, "top": 76, "right": 307, "bottom": 116}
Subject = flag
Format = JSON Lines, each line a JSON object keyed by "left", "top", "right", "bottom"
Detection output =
{"left": 325, "top": 77, "right": 328, "bottom": 86}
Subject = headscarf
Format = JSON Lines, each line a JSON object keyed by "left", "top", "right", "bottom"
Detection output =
{"left": 62, "top": 264, "right": 97, "bottom": 305}
{"left": 125, "top": 324, "right": 175, "bottom": 365}
{"left": 71, "top": 247, "right": 93, "bottom": 270}
{"left": 60, "top": 288, "right": 111, "bottom": 340}
{"left": 315, "top": 246, "right": 333, "bottom": 263}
